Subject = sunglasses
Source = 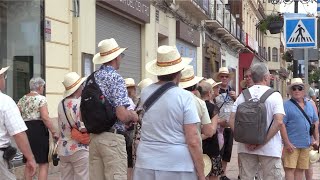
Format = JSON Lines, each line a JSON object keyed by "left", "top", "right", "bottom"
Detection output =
{"left": 120, "top": 53, "right": 125, "bottom": 58}
{"left": 220, "top": 75, "right": 229, "bottom": 79}
{"left": 291, "top": 85, "right": 303, "bottom": 91}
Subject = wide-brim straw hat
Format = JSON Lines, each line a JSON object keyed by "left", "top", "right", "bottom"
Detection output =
{"left": 213, "top": 67, "right": 234, "bottom": 81}
{"left": 0, "top": 66, "right": 9, "bottom": 75}
{"left": 138, "top": 78, "right": 153, "bottom": 90}
{"left": 62, "top": 72, "right": 87, "bottom": 98}
{"left": 146, "top": 45, "right": 192, "bottom": 76}
{"left": 309, "top": 150, "right": 320, "bottom": 164}
{"left": 179, "top": 65, "right": 203, "bottom": 89}
{"left": 205, "top": 78, "right": 222, "bottom": 88}
{"left": 93, "top": 38, "right": 127, "bottom": 64}
{"left": 203, "top": 154, "right": 212, "bottom": 177}
{"left": 48, "top": 140, "right": 58, "bottom": 162}
{"left": 287, "top": 78, "right": 309, "bottom": 94}
{"left": 124, "top": 78, "right": 136, "bottom": 88}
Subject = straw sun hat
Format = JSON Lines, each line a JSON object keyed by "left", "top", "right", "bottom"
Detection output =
{"left": 62, "top": 72, "right": 87, "bottom": 98}
{"left": 179, "top": 65, "right": 203, "bottom": 89}
{"left": 205, "top": 78, "right": 222, "bottom": 88}
{"left": 0, "top": 66, "right": 9, "bottom": 75}
{"left": 203, "top": 154, "right": 212, "bottom": 177}
{"left": 137, "top": 78, "right": 154, "bottom": 90}
{"left": 93, "top": 38, "right": 127, "bottom": 64}
{"left": 287, "top": 78, "right": 309, "bottom": 94}
{"left": 309, "top": 149, "right": 320, "bottom": 164}
{"left": 213, "top": 67, "right": 234, "bottom": 81}
{"left": 146, "top": 45, "right": 192, "bottom": 76}
{"left": 124, "top": 78, "right": 136, "bottom": 88}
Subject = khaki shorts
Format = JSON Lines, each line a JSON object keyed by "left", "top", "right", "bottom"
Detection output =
{"left": 283, "top": 148, "right": 310, "bottom": 170}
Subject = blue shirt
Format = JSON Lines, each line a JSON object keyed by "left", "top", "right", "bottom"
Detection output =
{"left": 283, "top": 99, "right": 318, "bottom": 148}
{"left": 94, "top": 65, "right": 130, "bottom": 131}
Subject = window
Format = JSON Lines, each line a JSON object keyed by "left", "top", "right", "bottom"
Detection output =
{"left": 272, "top": 47, "right": 278, "bottom": 62}
{"left": 0, "top": 0, "right": 45, "bottom": 101}
{"left": 268, "top": 47, "right": 271, "bottom": 61}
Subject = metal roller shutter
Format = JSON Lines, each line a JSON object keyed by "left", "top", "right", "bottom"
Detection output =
{"left": 96, "top": 5, "right": 141, "bottom": 82}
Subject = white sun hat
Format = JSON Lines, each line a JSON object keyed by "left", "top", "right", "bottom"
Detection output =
{"left": 205, "top": 78, "right": 222, "bottom": 88}
{"left": 137, "top": 78, "right": 153, "bottom": 90}
{"left": 124, "top": 78, "right": 136, "bottom": 88}
{"left": 203, "top": 154, "right": 212, "bottom": 177}
{"left": 62, "top": 72, "right": 87, "bottom": 98}
{"left": 0, "top": 66, "right": 9, "bottom": 75}
{"left": 287, "top": 78, "right": 309, "bottom": 94}
{"left": 146, "top": 45, "right": 192, "bottom": 76}
{"left": 179, "top": 65, "right": 203, "bottom": 89}
{"left": 309, "top": 149, "right": 320, "bottom": 164}
{"left": 93, "top": 38, "right": 127, "bottom": 64}
{"left": 213, "top": 67, "right": 234, "bottom": 81}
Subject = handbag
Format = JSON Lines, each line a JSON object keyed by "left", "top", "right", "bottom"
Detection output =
{"left": 290, "top": 99, "right": 315, "bottom": 136}
{"left": 62, "top": 99, "right": 90, "bottom": 145}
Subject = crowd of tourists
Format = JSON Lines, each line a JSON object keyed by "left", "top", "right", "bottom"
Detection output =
{"left": 0, "top": 37, "right": 319, "bottom": 180}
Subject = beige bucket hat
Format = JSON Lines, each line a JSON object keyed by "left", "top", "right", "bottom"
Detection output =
{"left": 213, "top": 67, "right": 234, "bottom": 81}
{"left": 0, "top": 66, "right": 9, "bottom": 75}
{"left": 146, "top": 46, "right": 192, "bottom": 76}
{"left": 62, "top": 72, "right": 87, "bottom": 98}
{"left": 309, "top": 150, "right": 320, "bottom": 164}
{"left": 179, "top": 65, "right": 203, "bottom": 89}
{"left": 93, "top": 38, "right": 127, "bottom": 64}
{"left": 124, "top": 78, "right": 136, "bottom": 88}
{"left": 203, "top": 154, "right": 212, "bottom": 177}
{"left": 137, "top": 78, "right": 154, "bottom": 90}
{"left": 205, "top": 78, "right": 222, "bottom": 88}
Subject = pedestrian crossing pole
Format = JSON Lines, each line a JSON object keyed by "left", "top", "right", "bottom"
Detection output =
{"left": 292, "top": 0, "right": 299, "bottom": 78}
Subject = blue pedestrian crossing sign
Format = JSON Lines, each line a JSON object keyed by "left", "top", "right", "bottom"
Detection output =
{"left": 284, "top": 17, "right": 317, "bottom": 48}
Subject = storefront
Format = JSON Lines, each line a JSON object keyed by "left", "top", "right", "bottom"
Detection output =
{"left": 96, "top": 1, "right": 150, "bottom": 82}
{"left": 0, "top": 0, "right": 44, "bottom": 102}
{"left": 176, "top": 21, "right": 200, "bottom": 74}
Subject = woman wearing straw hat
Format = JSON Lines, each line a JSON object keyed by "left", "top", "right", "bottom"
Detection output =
{"left": 179, "top": 65, "right": 215, "bottom": 138}
{"left": 57, "top": 72, "right": 89, "bottom": 180}
{"left": 17, "top": 77, "right": 58, "bottom": 180}
{"left": 282, "top": 78, "right": 319, "bottom": 180}
{"left": 133, "top": 45, "right": 205, "bottom": 180}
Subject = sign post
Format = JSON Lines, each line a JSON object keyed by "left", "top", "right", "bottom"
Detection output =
{"left": 284, "top": 16, "right": 317, "bottom": 83}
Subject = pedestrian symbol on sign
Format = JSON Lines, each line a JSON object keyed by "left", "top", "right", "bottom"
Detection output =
{"left": 287, "top": 20, "right": 314, "bottom": 44}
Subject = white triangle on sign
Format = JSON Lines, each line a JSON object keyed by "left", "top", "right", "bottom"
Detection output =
{"left": 287, "top": 20, "right": 314, "bottom": 44}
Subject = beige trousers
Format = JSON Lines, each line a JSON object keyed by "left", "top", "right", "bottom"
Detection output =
{"left": 239, "top": 153, "right": 283, "bottom": 180}
{"left": 59, "top": 149, "right": 89, "bottom": 180}
{"left": 89, "top": 132, "right": 127, "bottom": 180}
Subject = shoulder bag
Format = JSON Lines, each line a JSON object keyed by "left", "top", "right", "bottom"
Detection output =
{"left": 290, "top": 99, "right": 315, "bottom": 136}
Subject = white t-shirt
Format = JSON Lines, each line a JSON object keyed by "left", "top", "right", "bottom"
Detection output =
{"left": 232, "top": 85, "right": 285, "bottom": 158}
{"left": 0, "top": 92, "right": 27, "bottom": 148}
{"left": 135, "top": 83, "right": 200, "bottom": 172}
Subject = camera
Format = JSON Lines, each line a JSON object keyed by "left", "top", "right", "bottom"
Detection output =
{"left": 52, "top": 153, "right": 59, "bottom": 166}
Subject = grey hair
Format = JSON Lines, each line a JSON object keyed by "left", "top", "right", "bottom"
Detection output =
{"left": 199, "top": 81, "right": 212, "bottom": 98}
{"left": 29, "top": 77, "right": 45, "bottom": 91}
{"left": 250, "top": 63, "right": 269, "bottom": 83}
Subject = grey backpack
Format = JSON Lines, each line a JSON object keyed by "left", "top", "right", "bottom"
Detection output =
{"left": 234, "top": 88, "right": 275, "bottom": 145}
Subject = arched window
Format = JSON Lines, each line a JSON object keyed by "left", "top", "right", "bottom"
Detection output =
{"left": 272, "top": 47, "right": 278, "bottom": 62}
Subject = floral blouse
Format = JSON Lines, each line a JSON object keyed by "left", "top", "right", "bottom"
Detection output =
{"left": 57, "top": 98, "right": 88, "bottom": 156}
{"left": 17, "top": 95, "right": 47, "bottom": 121}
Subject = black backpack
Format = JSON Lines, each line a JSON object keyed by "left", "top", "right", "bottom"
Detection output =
{"left": 80, "top": 72, "right": 116, "bottom": 134}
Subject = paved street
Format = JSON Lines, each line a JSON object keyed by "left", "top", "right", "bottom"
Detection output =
{"left": 12, "top": 140, "right": 320, "bottom": 180}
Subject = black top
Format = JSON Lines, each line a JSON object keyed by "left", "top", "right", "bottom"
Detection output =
{"left": 202, "top": 100, "right": 220, "bottom": 157}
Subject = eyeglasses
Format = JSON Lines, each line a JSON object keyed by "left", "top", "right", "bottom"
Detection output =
{"left": 244, "top": 75, "right": 252, "bottom": 79}
{"left": 292, "top": 85, "right": 303, "bottom": 91}
{"left": 120, "top": 53, "right": 125, "bottom": 58}
{"left": 220, "top": 75, "right": 229, "bottom": 79}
